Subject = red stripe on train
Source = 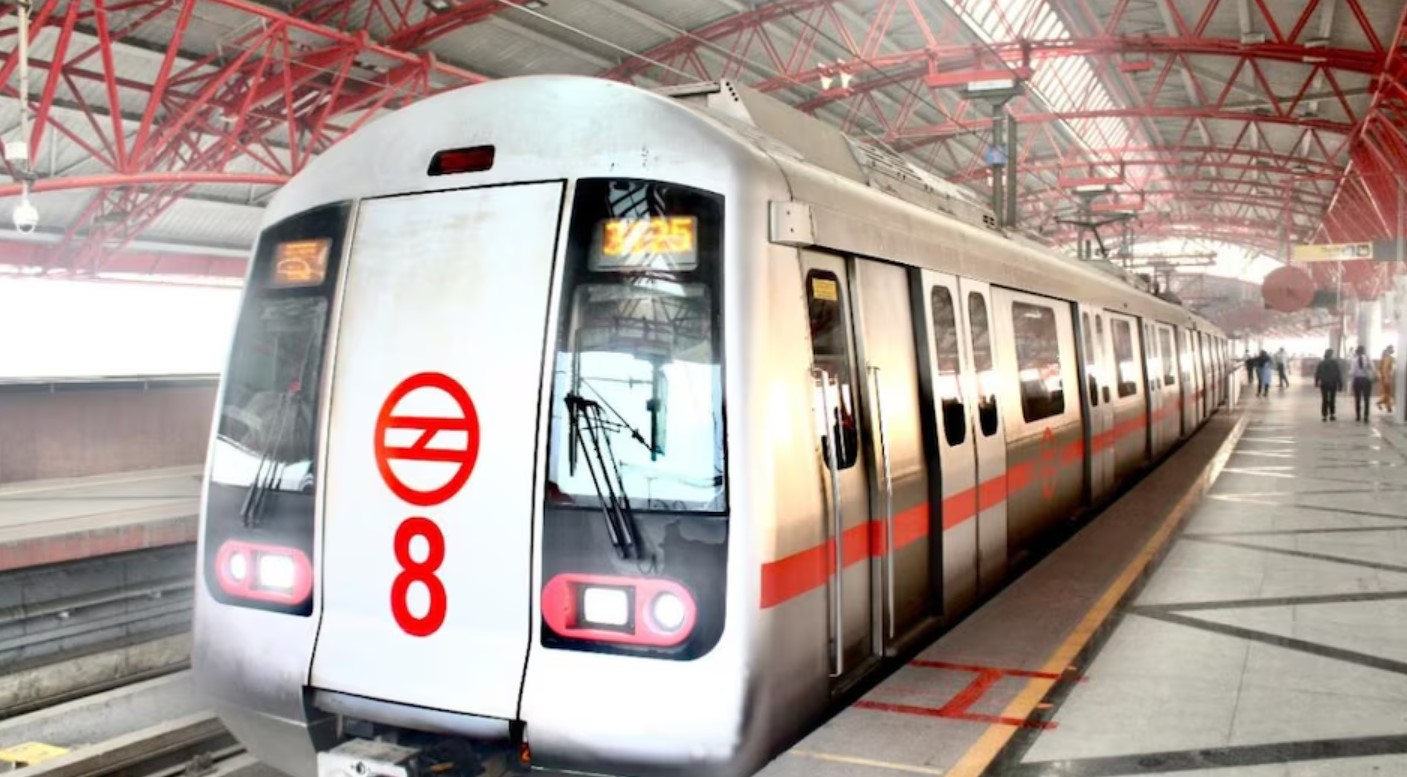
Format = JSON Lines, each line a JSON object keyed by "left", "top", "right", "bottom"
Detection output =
{"left": 759, "top": 394, "right": 1198, "bottom": 609}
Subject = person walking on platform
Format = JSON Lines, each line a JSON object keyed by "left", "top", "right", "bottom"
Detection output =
{"left": 1275, "top": 347, "right": 1289, "bottom": 388}
{"left": 1351, "top": 345, "right": 1375, "bottom": 422}
{"left": 1315, "top": 349, "right": 1342, "bottom": 421}
{"left": 1244, "top": 350, "right": 1255, "bottom": 386}
{"left": 1379, "top": 345, "right": 1396, "bottom": 414}
{"left": 1256, "top": 350, "right": 1273, "bottom": 398}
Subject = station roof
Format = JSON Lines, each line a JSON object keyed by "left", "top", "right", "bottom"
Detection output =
{"left": 1, "top": 0, "right": 1404, "bottom": 327}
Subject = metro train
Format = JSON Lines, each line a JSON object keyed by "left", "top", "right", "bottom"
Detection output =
{"left": 193, "top": 76, "right": 1230, "bottom": 777}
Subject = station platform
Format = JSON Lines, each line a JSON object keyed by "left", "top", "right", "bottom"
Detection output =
{"left": 0, "top": 466, "right": 202, "bottom": 572}
{"left": 762, "top": 386, "right": 1407, "bottom": 777}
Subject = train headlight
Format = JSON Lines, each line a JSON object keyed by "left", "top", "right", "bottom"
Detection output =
{"left": 651, "top": 591, "right": 687, "bottom": 633}
{"left": 257, "top": 554, "right": 298, "bottom": 592}
{"left": 213, "top": 540, "right": 314, "bottom": 607}
{"left": 581, "top": 587, "right": 630, "bottom": 627}
{"left": 227, "top": 552, "right": 249, "bottom": 583}
{"left": 542, "top": 574, "right": 696, "bottom": 648}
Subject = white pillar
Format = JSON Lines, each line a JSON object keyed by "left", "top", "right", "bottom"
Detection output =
{"left": 1358, "top": 298, "right": 1383, "bottom": 354}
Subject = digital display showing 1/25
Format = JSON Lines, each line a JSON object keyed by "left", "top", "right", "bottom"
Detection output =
{"left": 590, "top": 216, "right": 698, "bottom": 271}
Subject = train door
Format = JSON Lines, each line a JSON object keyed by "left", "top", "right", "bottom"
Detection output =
{"left": 1153, "top": 325, "right": 1176, "bottom": 444}
{"left": 1107, "top": 313, "right": 1146, "bottom": 477}
{"left": 1198, "top": 333, "right": 1211, "bottom": 419}
{"left": 1078, "top": 305, "right": 1115, "bottom": 502}
{"left": 1141, "top": 320, "right": 1163, "bottom": 456}
{"left": 990, "top": 289, "right": 1082, "bottom": 562}
{"left": 801, "top": 251, "right": 875, "bottom": 683}
{"left": 310, "top": 183, "right": 561, "bottom": 718}
{"left": 918, "top": 271, "right": 978, "bottom": 617}
{"left": 1180, "top": 329, "right": 1197, "bottom": 434}
{"left": 852, "top": 259, "right": 930, "bottom": 652}
{"left": 961, "top": 281, "right": 1008, "bottom": 595}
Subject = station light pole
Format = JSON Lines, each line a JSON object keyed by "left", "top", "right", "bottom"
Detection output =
{"left": 957, "top": 79, "right": 1023, "bottom": 229}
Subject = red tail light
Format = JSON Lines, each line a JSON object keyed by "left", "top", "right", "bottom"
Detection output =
{"left": 215, "top": 540, "right": 314, "bottom": 606}
{"left": 542, "top": 573, "right": 696, "bottom": 647}
{"left": 427, "top": 145, "right": 495, "bottom": 176}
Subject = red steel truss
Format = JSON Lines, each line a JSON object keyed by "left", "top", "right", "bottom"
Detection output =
{"left": 0, "top": 0, "right": 1403, "bottom": 303}
{"left": 605, "top": 0, "right": 1407, "bottom": 301}
{"left": 0, "top": 0, "right": 503, "bottom": 275}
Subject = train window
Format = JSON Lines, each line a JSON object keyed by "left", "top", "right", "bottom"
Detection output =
{"left": 1082, "top": 312, "right": 1098, "bottom": 408}
{"left": 931, "top": 286, "right": 966, "bottom": 446}
{"left": 1011, "top": 301, "right": 1065, "bottom": 423}
{"left": 1159, "top": 328, "right": 1176, "bottom": 385}
{"left": 968, "top": 292, "right": 999, "bottom": 436}
{"left": 806, "top": 270, "right": 860, "bottom": 470}
{"left": 1111, "top": 318, "right": 1138, "bottom": 398}
{"left": 546, "top": 178, "right": 726, "bottom": 513}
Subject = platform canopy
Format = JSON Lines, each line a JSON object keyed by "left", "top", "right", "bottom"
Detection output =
{"left": 1, "top": 0, "right": 1404, "bottom": 306}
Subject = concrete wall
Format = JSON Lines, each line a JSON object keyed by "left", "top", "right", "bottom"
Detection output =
{"left": 0, "top": 377, "right": 216, "bottom": 484}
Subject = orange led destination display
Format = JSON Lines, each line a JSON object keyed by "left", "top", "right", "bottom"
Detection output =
{"left": 593, "top": 216, "right": 698, "bottom": 270}
{"left": 271, "top": 238, "right": 331, "bottom": 287}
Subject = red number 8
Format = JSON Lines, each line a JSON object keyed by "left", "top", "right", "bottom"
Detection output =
{"left": 391, "top": 516, "right": 447, "bottom": 637}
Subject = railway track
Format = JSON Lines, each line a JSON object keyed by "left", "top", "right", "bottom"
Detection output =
{"left": 1, "top": 545, "right": 194, "bottom": 718}
{"left": 0, "top": 544, "right": 194, "bottom": 670}
{"left": 4, "top": 713, "right": 239, "bottom": 777}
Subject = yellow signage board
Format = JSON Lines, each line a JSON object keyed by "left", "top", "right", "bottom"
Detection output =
{"left": 1292, "top": 242, "right": 1375, "bottom": 262}
{"left": 0, "top": 742, "right": 70, "bottom": 766}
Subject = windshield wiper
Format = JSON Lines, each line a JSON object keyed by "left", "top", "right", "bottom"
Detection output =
{"left": 565, "top": 392, "right": 643, "bottom": 560}
{"left": 577, "top": 379, "right": 659, "bottom": 457}
{"left": 240, "top": 390, "right": 297, "bottom": 526}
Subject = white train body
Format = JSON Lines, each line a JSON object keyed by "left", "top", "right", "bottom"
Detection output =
{"left": 193, "top": 76, "right": 1228, "bottom": 777}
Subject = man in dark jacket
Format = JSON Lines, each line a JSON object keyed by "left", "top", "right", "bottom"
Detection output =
{"left": 1314, "top": 349, "right": 1343, "bottom": 421}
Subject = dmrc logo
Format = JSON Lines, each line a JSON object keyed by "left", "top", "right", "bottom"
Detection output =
{"left": 373, "top": 372, "right": 480, "bottom": 637}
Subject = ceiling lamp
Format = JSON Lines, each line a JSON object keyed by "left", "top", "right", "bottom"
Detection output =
{"left": 8, "top": 0, "right": 38, "bottom": 235}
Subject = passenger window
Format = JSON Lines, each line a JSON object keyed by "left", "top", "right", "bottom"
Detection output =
{"left": 930, "top": 286, "right": 966, "bottom": 446}
{"left": 1158, "top": 328, "right": 1176, "bottom": 385}
{"left": 1111, "top": 318, "right": 1138, "bottom": 398}
{"left": 968, "top": 292, "right": 999, "bottom": 436}
{"left": 805, "top": 270, "right": 859, "bottom": 470}
{"left": 1011, "top": 301, "right": 1065, "bottom": 423}
{"left": 1082, "top": 312, "right": 1098, "bottom": 408}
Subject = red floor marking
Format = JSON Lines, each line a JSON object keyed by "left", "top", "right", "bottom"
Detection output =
{"left": 855, "top": 659, "right": 1079, "bottom": 730}
{"left": 909, "top": 659, "right": 1068, "bottom": 680}
{"left": 853, "top": 700, "right": 1056, "bottom": 730}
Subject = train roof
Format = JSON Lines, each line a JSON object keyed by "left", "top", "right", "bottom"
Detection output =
{"left": 660, "top": 80, "right": 1220, "bottom": 333}
{"left": 262, "top": 74, "right": 1218, "bottom": 335}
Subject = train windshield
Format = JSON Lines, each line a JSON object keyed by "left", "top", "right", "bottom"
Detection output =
{"left": 210, "top": 203, "right": 347, "bottom": 505}
{"left": 545, "top": 179, "right": 726, "bottom": 514}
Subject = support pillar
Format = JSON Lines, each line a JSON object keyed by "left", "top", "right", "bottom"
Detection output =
{"left": 1397, "top": 275, "right": 1407, "bottom": 421}
{"left": 1358, "top": 298, "right": 1383, "bottom": 354}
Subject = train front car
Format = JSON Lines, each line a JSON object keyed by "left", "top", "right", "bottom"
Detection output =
{"left": 192, "top": 76, "right": 780, "bottom": 777}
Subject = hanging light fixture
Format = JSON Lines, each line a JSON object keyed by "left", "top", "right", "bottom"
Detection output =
{"left": 8, "top": 0, "right": 39, "bottom": 235}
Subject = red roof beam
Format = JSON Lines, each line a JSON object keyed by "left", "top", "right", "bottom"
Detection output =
{"left": 922, "top": 66, "right": 1034, "bottom": 89}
